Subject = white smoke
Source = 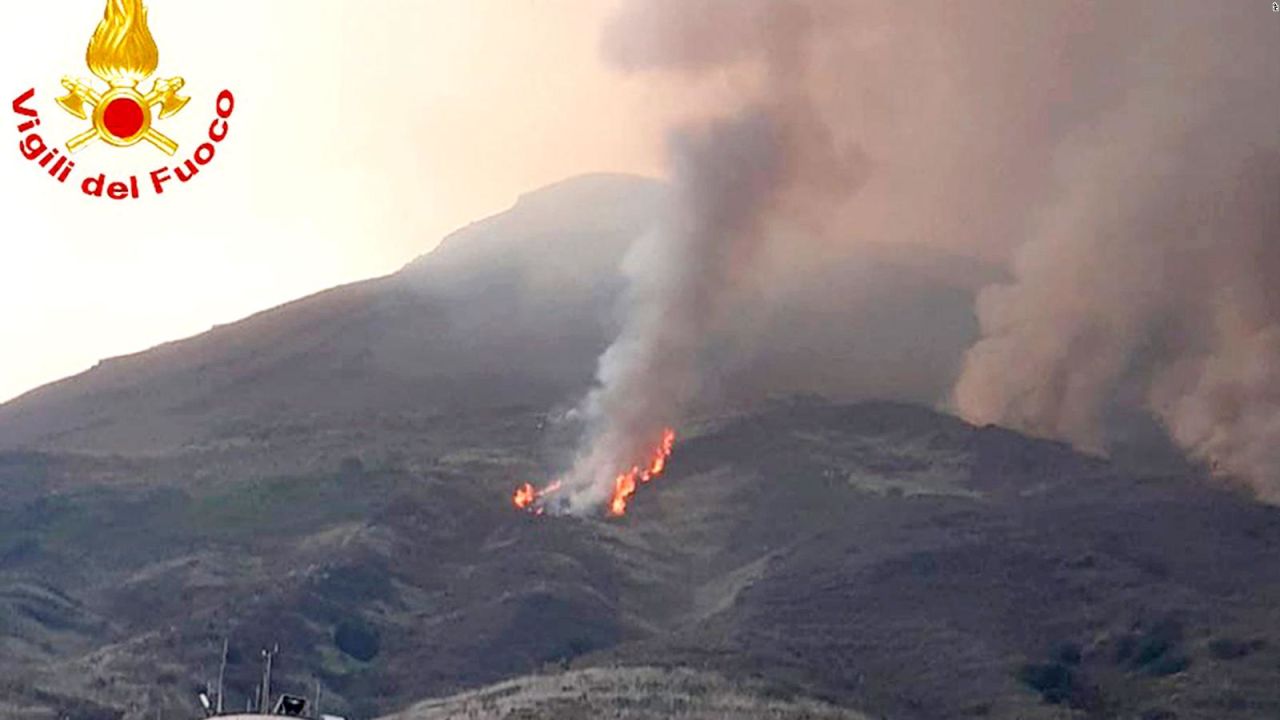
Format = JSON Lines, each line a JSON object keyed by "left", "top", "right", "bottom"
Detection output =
{"left": 555, "top": 1, "right": 866, "bottom": 513}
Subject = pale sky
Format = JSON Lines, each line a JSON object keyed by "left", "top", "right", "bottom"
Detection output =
{"left": 0, "top": 0, "right": 714, "bottom": 403}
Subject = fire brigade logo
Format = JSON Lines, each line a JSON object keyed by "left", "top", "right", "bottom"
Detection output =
{"left": 57, "top": 0, "right": 189, "bottom": 156}
{"left": 10, "top": 0, "right": 235, "bottom": 199}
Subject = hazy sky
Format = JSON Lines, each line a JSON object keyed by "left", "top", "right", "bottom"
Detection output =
{"left": 0, "top": 0, "right": 716, "bottom": 403}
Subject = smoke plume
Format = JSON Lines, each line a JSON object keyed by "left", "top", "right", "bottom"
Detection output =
{"left": 558, "top": 0, "right": 1280, "bottom": 511}
{"left": 553, "top": 1, "right": 866, "bottom": 513}
{"left": 950, "top": 3, "right": 1280, "bottom": 500}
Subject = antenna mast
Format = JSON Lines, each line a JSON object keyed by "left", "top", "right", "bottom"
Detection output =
{"left": 216, "top": 638, "right": 228, "bottom": 714}
{"left": 260, "top": 644, "right": 278, "bottom": 713}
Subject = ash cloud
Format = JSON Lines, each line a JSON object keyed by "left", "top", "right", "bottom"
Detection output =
{"left": 950, "top": 3, "right": 1280, "bottom": 500}
{"left": 558, "top": 0, "right": 1280, "bottom": 510}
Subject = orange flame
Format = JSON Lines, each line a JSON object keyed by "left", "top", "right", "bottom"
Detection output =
{"left": 609, "top": 428, "right": 677, "bottom": 517}
{"left": 513, "top": 483, "right": 537, "bottom": 510}
{"left": 512, "top": 480, "right": 562, "bottom": 512}
{"left": 512, "top": 429, "right": 677, "bottom": 518}
{"left": 87, "top": 0, "right": 160, "bottom": 87}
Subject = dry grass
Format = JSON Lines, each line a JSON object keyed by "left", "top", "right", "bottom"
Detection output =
{"left": 384, "top": 666, "right": 871, "bottom": 720}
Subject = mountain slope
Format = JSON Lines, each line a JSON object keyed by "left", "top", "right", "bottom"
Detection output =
{"left": 0, "top": 174, "right": 993, "bottom": 456}
{"left": 0, "top": 175, "right": 663, "bottom": 455}
{"left": 3, "top": 400, "right": 1279, "bottom": 720}
{"left": 3, "top": 175, "right": 1275, "bottom": 720}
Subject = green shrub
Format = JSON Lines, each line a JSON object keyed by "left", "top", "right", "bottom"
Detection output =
{"left": 1146, "top": 654, "right": 1190, "bottom": 677}
{"left": 1053, "top": 641, "right": 1082, "bottom": 666}
{"left": 1018, "top": 662, "right": 1074, "bottom": 704}
{"left": 1118, "top": 618, "right": 1185, "bottom": 673}
{"left": 1018, "top": 655, "right": 1103, "bottom": 710}
{"left": 1208, "top": 637, "right": 1265, "bottom": 660}
{"left": 334, "top": 619, "right": 381, "bottom": 662}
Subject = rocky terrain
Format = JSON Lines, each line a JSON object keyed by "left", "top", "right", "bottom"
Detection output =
{"left": 1, "top": 176, "right": 1277, "bottom": 720}
{"left": 2, "top": 398, "right": 1278, "bottom": 720}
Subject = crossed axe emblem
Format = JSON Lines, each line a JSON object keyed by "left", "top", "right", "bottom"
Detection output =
{"left": 57, "top": 76, "right": 189, "bottom": 156}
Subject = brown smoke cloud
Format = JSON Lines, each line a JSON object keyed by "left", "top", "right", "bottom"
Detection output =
{"left": 558, "top": 0, "right": 1280, "bottom": 511}
{"left": 951, "top": 3, "right": 1280, "bottom": 500}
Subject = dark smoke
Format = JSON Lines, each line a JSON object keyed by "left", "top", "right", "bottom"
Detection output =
{"left": 559, "top": 0, "right": 1280, "bottom": 510}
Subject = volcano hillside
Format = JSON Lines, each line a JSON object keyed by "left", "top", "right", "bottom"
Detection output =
{"left": 1, "top": 176, "right": 1277, "bottom": 720}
